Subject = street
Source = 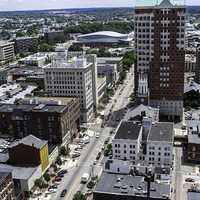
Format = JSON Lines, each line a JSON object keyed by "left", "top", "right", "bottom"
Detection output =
{"left": 49, "top": 67, "right": 135, "bottom": 200}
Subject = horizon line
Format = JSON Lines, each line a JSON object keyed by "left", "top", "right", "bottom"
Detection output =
{"left": 0, "top": 5, "right": 199, "bottom": 13}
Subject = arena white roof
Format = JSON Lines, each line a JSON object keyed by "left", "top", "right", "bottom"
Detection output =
{"left": 78, "top": 31, "right": 128, "bottom": 38}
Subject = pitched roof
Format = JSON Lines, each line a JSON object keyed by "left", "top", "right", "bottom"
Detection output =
{"left": 10, "top": 135, "right": 47, "bottom": 149}
{"left": 158, "top": 0, "right": 174, "bottom": 8}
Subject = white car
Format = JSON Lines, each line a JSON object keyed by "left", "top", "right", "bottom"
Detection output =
{"left": 95, "top": 133, "right": 100, "bottom": 138}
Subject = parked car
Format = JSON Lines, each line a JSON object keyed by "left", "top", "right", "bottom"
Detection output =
{"left": 87, "top": 181, "right": 95, "bottom": 189}
{"left": 72, "top": 153, "right": 81, "bottom": 158}
{"left": 185, "top": 178, "right": 195, "bottom": 182}
{"left": 81, "top": 173, "right": 90, "bottom": 184}
{"left": 57, "top": 174, "right": 65, "bottom": 178}
{"left": 58, "top": 170, "right": 68, "bottom": 175}
{"left": 60, "top": 189, "right": 67, "bottom": 198}
{"left": 54, "top": 177, "right": 62, "bottom": 182}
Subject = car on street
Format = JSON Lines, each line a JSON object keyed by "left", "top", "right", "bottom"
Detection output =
{"left": 58, "top": 169, "right": 68, "bottom": 175}
{"left": 48, "top": 188, "right": 57, "bottom": 193}
{"left": 54, "top": 177, "right": 62, "bottom": 182}
{"left": 72, "top": 152, "right": 81, "bottom": 158}
{"left": 95, "top": 133, "right": 100, "bottom": 138}
{"left": 81, "top": 173, "right": 90, "bottom": 184}
{"left": 60, "top": 189, "right": 67, "bottom": 198}
{"left": 185, "top": 178, "right": 195, "bottom": 182}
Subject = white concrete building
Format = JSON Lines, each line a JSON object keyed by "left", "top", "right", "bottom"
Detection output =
{"left": 112, "top": 120, "right": 174, "bottom": 167}
{"left": 146, "top": 122, "right": 174, "bottom": 166}
{"left": 112, "top": 121, "right": 143, "bottom": 163}
{"left": 18, "top": 53, "right": 53, "bottom": 67}
{"left": 97, "top": 63, "right": 119, "bottom": 86}
{"left": 44, "top": 47, "right": 97, "bottom": 122}
{"left": 185, "top": 54, "right": 196, "bottom": 72}
{"left": 0, "top": 41, "right": 15, "bottom": 65}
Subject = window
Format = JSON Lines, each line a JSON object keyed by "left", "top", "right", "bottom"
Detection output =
{"left": 124, "top": 144, "right": 126, "bottom": 148}
{"left": 192, "top": 146, "right": 196, "bottom": 152}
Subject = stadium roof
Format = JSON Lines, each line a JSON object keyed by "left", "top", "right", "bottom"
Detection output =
{"left": 78, "top": 31, "right": 128, "bottom": 38}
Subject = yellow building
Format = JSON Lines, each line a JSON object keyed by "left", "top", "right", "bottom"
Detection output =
{"left": 9, "top": 135, "right": 49, "bottom": 172}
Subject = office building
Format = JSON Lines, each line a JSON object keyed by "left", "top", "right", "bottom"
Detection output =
{"left": 44, "top": 46, "right": 97, "bottom": 122}
{"left": 8, "top": 135, "right": 49, "bottom": 172}
{"left": 134, "top": 0, "right": 185, "bottom": 120}
{"left": 0, "top": 97, "right": 80, "bottom": 145}
{"left": 0, "top": 172, "right": 15, "bottom": 200}
{"left": 0, "top": 41, "right": 15, "bottom": 65}
{"left": 14, "top": 36, "right": 39, "bottom": 54}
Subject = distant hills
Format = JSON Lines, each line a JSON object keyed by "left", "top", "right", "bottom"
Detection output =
{"left": 0, "top": 6, "right": 199, "bottom": 16}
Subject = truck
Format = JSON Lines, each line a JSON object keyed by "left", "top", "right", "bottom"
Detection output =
{"left": 81, "top": 173, "right": 90, "bottom": 184}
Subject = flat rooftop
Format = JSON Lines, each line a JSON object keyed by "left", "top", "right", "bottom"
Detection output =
{"left": 0, "top": 172, "right": 10, "bottom": 185}
{"left": 95, "top": 172, "right": 171, "bottom": 199}
{"left": 148, "top": 122, "right": 174, "bottom": 142}
{"left": 0, "top": 164, "right": 39, "bottom": 180}
{"left": 114, "top": 121, "right": 141, "bottom": 140}
{"left": 21, "top": 96, "right": 77, "bottom": 107}
{"left": 125, "top": 104, "right": 159, "bottom": 122}
{"left": 0, "top": 103, "right": 67, "bottom": 113}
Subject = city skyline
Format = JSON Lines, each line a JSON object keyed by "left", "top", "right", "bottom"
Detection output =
{"left": 0, "top": 0, "right": 199, "bottom": 11}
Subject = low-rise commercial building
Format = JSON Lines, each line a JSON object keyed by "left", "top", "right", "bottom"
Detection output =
{"left": 0, "top": 97, "right": 80, "bottom": 145}
{"left": 14, "top": 36, "right": 39, "bottom": 54}
{"left": 0, "top": 41, "right": 15, "bottom": 65}
{"left": 8, "top": 135, "right": 49, "bottom": 172}
{"left": 184, "top": 120, "right": 200, "bottom": 164}
{"left": 97, "top": 57, "right": 123, "bottom": 72}
{"left": 18, "top": 53, "right": 52, "bottom": 67}
{"left": 185, "top": 54, "right": 196, "bottom": 73}
{"left": 97, "top": 63, "right": 119, "bottom": 86}
{"left": 0, "top": 172, "right": 15, "bottom": 200}
{"left": 94, "top": 171, "right": 172, "bottom": 200}
{"left": 112, "top": 120, "right": 174, "bottom": 167}
{"left": 146, "top": 122, "right": 174, "bottom": 166}
{"left": 112, "top": 121, "right": 142, "bottom": 162}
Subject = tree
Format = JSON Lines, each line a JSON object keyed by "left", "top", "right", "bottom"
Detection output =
{"left": 60, "top": 146, "right": 69, "bottom": 156}
{"left": 39, "top": 43, "right": 54, "bottom": 52}
{"left": 43, "top": 172, "right": 51, "bottom": 182}
{"left": 73, "top": 191, "right": 86, "bottom": 200}
{"left": 34, "top": 178, "right": 47, "bottom": 189}
{"left": 56, "top": 156, "right": 62, "bottom": 166}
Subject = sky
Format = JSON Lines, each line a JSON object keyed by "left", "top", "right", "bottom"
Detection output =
{"left": 0, "top": 0, "right": 199, "bottom": 11}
